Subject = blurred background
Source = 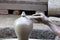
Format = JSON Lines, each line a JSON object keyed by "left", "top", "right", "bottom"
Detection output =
{"left": 0, "top": 0, "right": 60, "bottom": 40}
{"left": 48, "top": 0, "right": 60, "bottom": 17}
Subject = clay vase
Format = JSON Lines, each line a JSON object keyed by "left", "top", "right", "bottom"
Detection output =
{"left": 14, "top": 11, "right": 33, "bottom": 40}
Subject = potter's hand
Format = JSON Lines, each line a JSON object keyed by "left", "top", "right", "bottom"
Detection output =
{"left": 39, "top": 13, "right": 49, "bottom": 22}
{"left": 39, "top": 14, "right": 60, "bottom": 37}
{"left": 33, "top": 13, "right": 60, "bottom": 37}
{"left": 33, "top": 13, "right": 51, "bottom": 25}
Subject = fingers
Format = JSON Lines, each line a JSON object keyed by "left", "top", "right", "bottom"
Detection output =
{"left": 33, "top": 12, "right": 45, "bottom": 17}
{"left": 32, "top": 12, "right": 45, "bottom": 19}
{"left": 39, "top": 13, "right": 46, "bottom": 17}
{"left": 33, "top": 13, "right": 41, "bottom": 16}
{"left": 32, "top": 12, "right": 48, "bottom": 20}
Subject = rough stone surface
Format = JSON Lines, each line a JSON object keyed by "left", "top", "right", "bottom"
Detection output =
{"left": 30, "top": 30, "right": 56, "bottom": 39}
{"left": 0, "top": 28, "right": 56, "bottom": 39}
{"left": 0, "top": 28, "right": 16, "bottom": 38}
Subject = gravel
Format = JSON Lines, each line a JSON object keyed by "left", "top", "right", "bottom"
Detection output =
{"left": 0, "top": 28, "right": 56, "bottom": 39}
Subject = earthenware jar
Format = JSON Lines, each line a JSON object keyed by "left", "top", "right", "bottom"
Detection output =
{"left": 14, "top": 11, "right": 33, "bottom": 40}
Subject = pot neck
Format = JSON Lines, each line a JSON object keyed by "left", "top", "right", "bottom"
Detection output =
{"left": 21, "top": 11, "right": 26, "bottom": 17}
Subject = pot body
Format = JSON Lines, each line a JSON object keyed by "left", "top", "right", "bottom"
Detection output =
{"left": 14, "top": 17, "right": 33, "bottom": 40}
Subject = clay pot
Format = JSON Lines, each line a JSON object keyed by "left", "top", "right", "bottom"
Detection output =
{"left": 14, "top": 11, "right": 33, "bottom": 40}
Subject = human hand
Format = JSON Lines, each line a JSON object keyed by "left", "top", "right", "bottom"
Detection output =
{"left": 33, "top": 12, "right": 50, "bottom": 24}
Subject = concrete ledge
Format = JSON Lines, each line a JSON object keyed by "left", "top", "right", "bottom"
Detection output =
{"left": 0, "top": 3, "right": 47, "bottom": 11}
{"left": 0, "top": 39, "right": 54, "bottom": 40}
{"left": 0, "top": 0, "right": 48, "bottom": 3}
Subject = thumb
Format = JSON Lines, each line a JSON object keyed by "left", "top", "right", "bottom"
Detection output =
{"left": 40, "top": 13, "right": 45, "bottom": 17}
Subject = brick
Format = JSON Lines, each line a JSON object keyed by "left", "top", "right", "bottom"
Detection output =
{"left": 0, "top": 10, "right": 8, "bottom": 14}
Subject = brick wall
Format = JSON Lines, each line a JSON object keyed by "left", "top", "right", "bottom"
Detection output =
{"left": 0, "top": 10, "right": 8, "bottom": 14}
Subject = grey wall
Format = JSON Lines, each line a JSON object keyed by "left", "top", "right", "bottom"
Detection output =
{"left": 48, "top": 0, "right": 60, "bottom": 16}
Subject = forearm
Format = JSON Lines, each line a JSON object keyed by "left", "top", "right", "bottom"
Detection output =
{"left": 47, "top": 20, "right": 60, "bottom": 37}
